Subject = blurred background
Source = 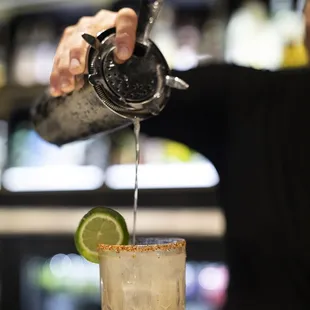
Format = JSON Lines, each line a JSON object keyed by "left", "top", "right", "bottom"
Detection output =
{"left": 0, "top": 0, "right": 307, "bottom": 309}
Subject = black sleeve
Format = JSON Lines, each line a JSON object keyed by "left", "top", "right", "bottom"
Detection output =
{"left": 141, "top": 64, "right": 230, "bottom": 155}
{"left": 140, "top": 63, "right": 272, "bottom": 167}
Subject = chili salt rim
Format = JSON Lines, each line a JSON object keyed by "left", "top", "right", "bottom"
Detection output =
{"left": 97, "top": 239, "right": 186, "bottom": 253}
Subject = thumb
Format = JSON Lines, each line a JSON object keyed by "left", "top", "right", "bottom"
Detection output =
{"left": 114, "top": 8, "right": 138, "bottom": 63}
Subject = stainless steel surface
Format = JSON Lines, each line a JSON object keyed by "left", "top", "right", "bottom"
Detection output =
{"left": 165, "top": 75, "right": 189, "bottom": 90}
{"left": 81, "top": 33, "right": 101, "bottom": 51}
{"left": 32, "top": 0, "right": 189, "bottom": 146}
{"left": 32, "top": 85, "right": 131, "bottom": 146}
{"left": 137, "top": 0, "right": 164, "bottom": 45}
{"left": 85, "top": 29, "right": 170, "bottom": 120}
{"left": 85, "top": 0, "right": 188, "bottom": 121}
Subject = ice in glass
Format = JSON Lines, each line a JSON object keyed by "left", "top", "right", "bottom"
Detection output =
{"left": 98, "top": 238, "right": 186, "bottom": 310}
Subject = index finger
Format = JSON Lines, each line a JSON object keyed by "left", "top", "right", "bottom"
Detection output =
{"left": 114, "top": 8, "right": 138, "bottom": 63}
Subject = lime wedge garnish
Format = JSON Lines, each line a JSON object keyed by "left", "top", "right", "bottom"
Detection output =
{"left": 74, "top": 207, "right": 129, "bottom": 263}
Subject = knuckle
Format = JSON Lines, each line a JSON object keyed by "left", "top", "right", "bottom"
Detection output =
{"left": 70, "top": 42, "right": 87, "bottom": 55}
{"left": 69, "top": 66, "right": 84, "bottom": 75}
{"left": 69, "top": 45, "right": 88, "bottom": 64}
{"left": 78, "top": 16, "right": 92, "bottom": 26}
{"left": 57, "top": 62, "right": 70, "bottom": 74}
{"left": 58, "top": 66, "right": 70, "bottom": 75}
{"left": 96, "top": 9, "right": 108, "bottom": 17}
{"left": 63, "top": 26, "right": 74, "bottom": 36}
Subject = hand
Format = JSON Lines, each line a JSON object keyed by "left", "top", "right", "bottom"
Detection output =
{"left": 50, "top": 8, "right": 138, "bottom": 97}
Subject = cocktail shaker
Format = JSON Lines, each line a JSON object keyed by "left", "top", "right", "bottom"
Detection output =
{"left": 32, "top": 0, "right": 189, "bottom": 146}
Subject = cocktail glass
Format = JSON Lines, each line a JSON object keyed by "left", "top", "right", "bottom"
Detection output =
{"left": 98, "top": 237, "right": 186, "bottom": 310}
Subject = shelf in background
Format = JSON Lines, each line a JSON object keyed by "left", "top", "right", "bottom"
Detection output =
{"left": 0, "top": 206, "right": 225, "bottom": 237}
{"left": 0, "top": 187, "right": 218, "bottom": 207}
{"left": 0, "top": 85, "right": 45, "bottom": 119}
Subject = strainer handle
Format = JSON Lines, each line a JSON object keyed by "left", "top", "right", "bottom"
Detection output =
{"left": 136, "top": 0, "right": 164, "bottom": 44}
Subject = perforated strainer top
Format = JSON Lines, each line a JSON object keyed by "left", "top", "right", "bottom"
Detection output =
{"left": 103, "top": 48, "right": 159, "bottom": 103}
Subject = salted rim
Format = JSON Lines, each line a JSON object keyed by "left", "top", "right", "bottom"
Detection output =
{"left": 97, "top": 238, "right": 186, "bottom": 253}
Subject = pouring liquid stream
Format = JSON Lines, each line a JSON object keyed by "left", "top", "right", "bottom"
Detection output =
{"left": 132, "top": 118, "right": 141, "bottom": 245}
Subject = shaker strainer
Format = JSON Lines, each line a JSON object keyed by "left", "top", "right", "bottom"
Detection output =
{"left": 32, "top": 0, "right": 189, "bottom": 145}
{"left": 82, "top": 0, "right": 189, "bottom": 119}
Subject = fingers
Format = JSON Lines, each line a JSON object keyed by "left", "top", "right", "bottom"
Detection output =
{"left": 50, "top": 49, "right": 76, "bottom": 95}
{"left": 68, "top": 39, "right": 89, "bottom": 76}
{"left": 75, "top": 75, "right": 85, "bottom": 90}
{"left": 114, "top": 8, "right": 138, "bottom": 63}
{"left": 50, "top": 26, "right": 75, "bottom": 96}
{"left": 49, "top": 8, "right": 137, "bottom": 97}
{"left": 58, "top": 50, "right": 76, "bottom": 92}
{"left": 70, "top": 17, "right": 95, "bottom": 75}
{"left": 50, "top": 73, "right": 63, "bottom": 97}
{"left": 69, "top": 11, "right": 116, "bottom": 75}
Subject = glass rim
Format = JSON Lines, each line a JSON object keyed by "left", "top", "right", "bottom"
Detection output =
{"left": 97, "top": 237, "right": 186, "bottom": 253}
